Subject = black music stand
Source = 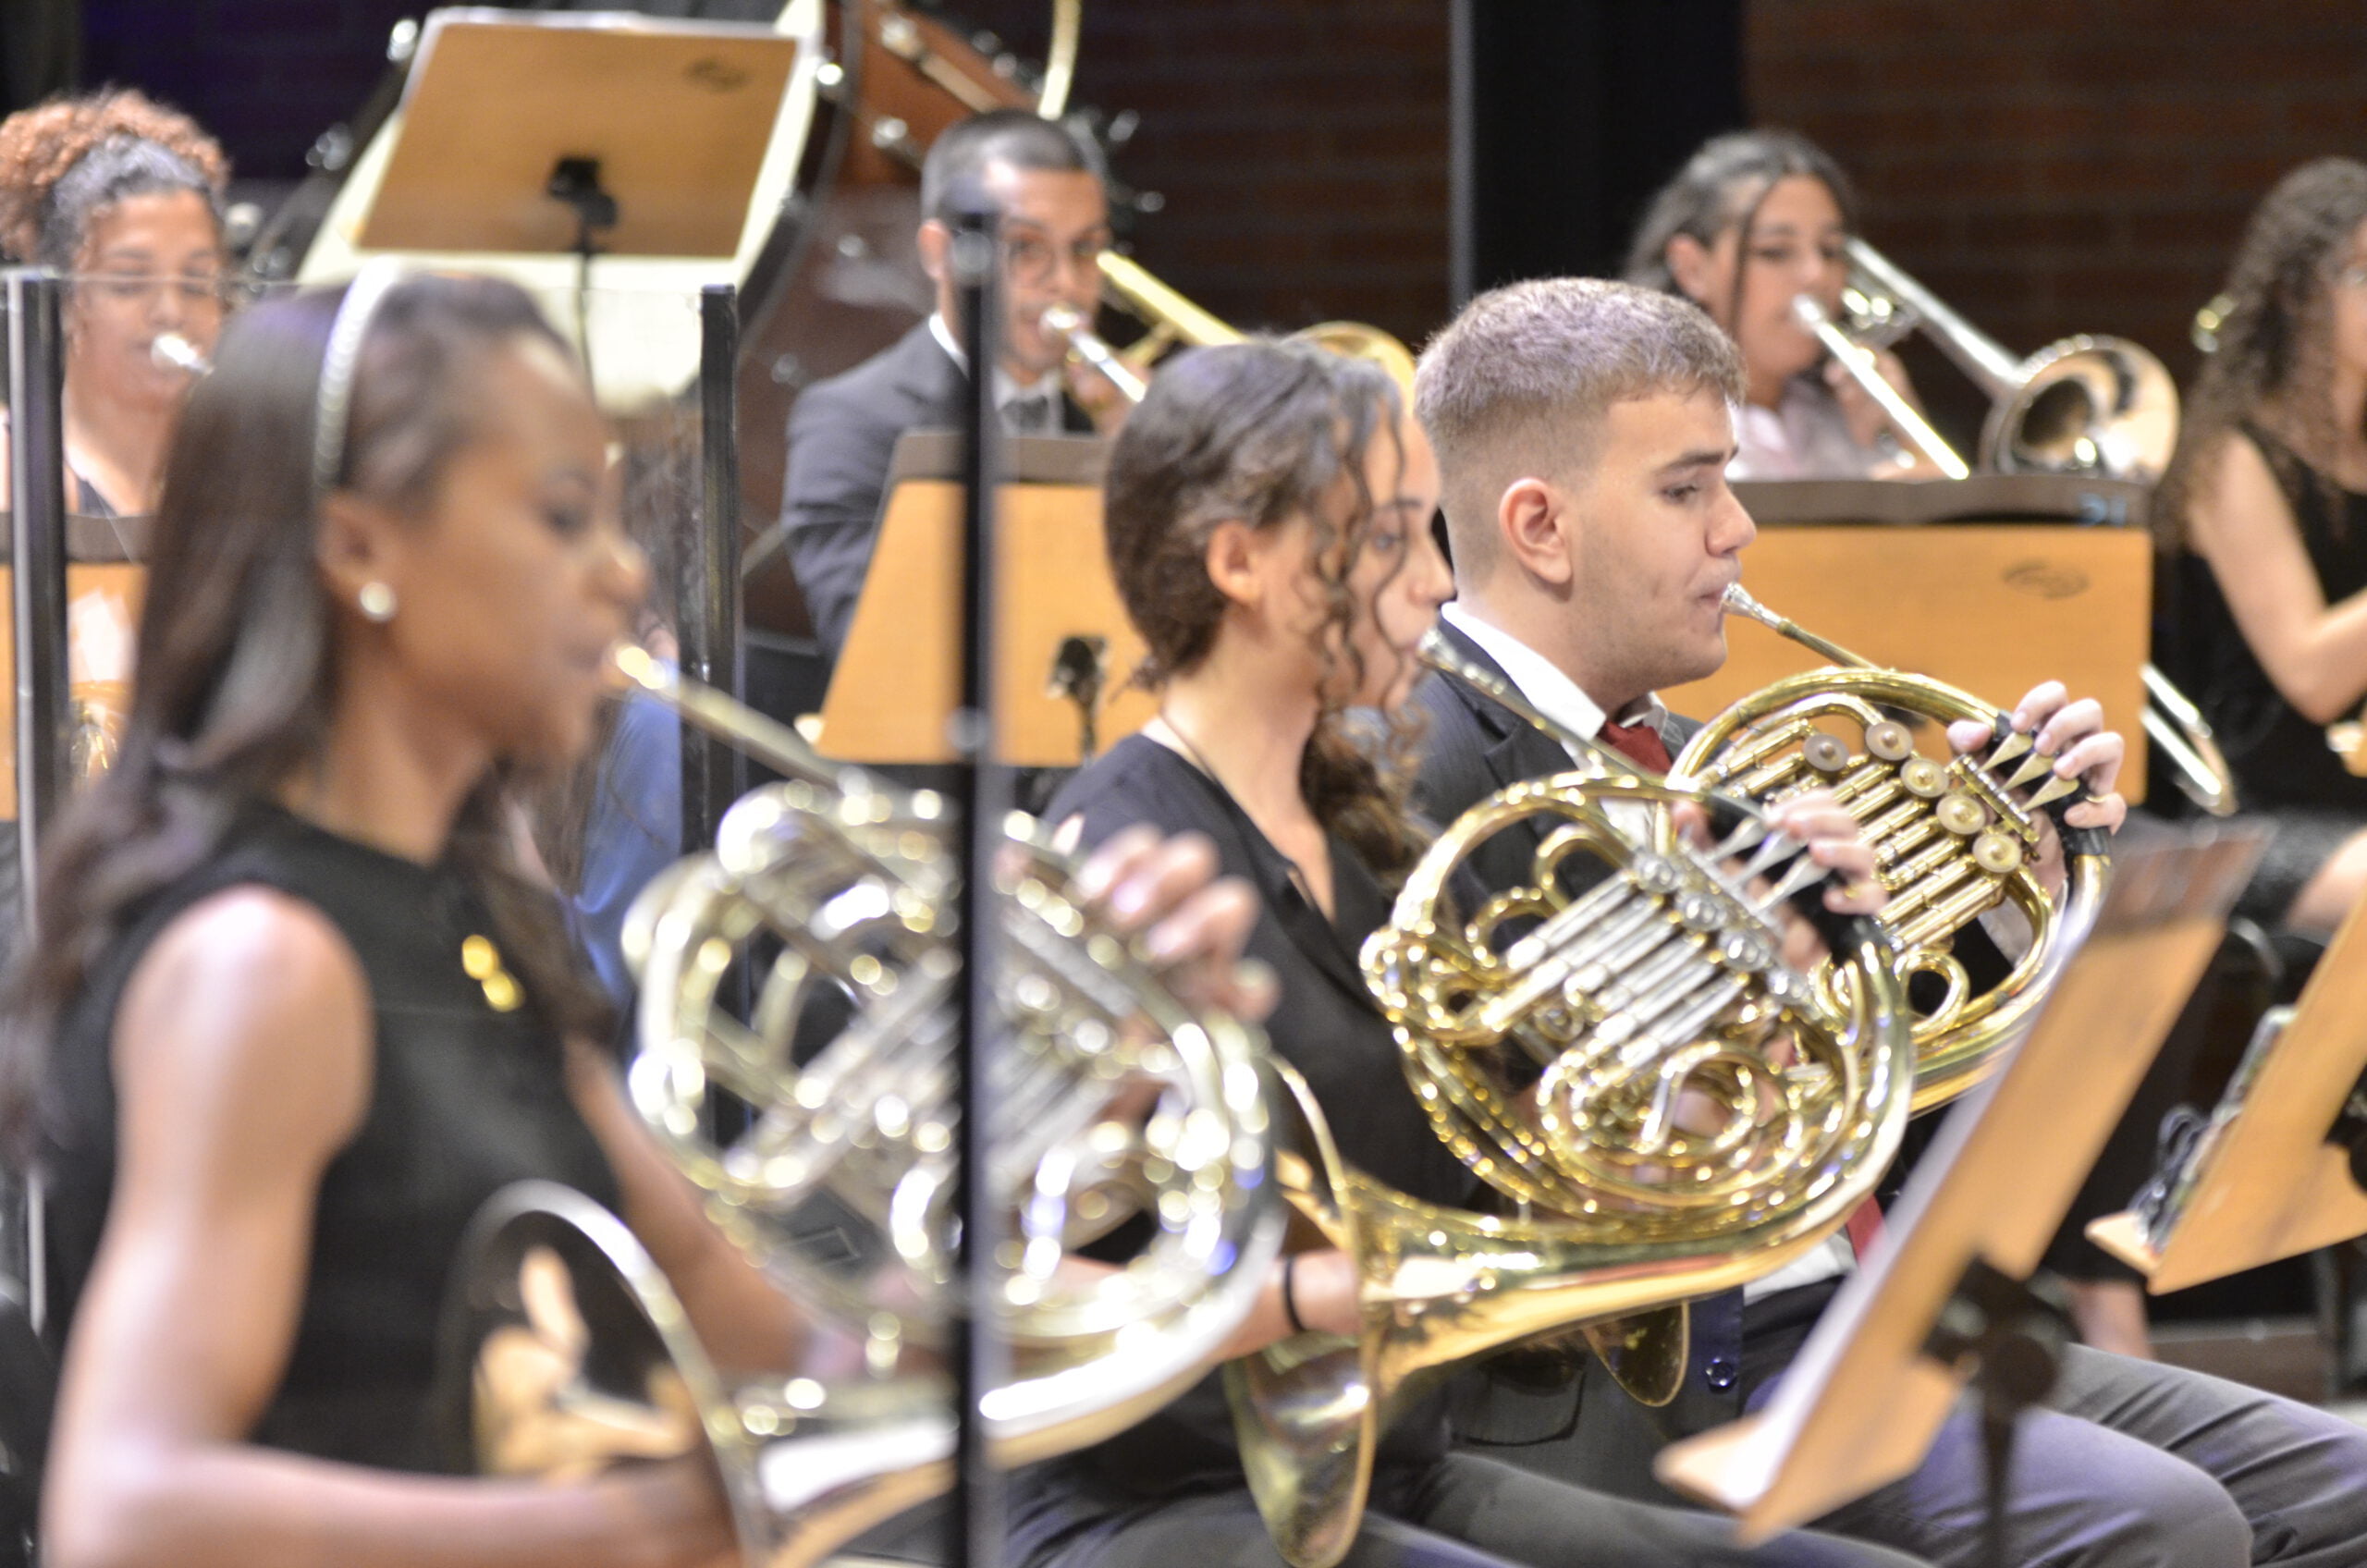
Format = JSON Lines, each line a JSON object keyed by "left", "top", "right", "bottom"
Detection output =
{"left": 2087, "top": 887, "right": 2367, "bottom": 1292}
{"left": 1656, "top": 827, "right": 2265, "bottom": 1564}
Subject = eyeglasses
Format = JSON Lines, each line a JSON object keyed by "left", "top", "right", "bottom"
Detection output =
{"left": 67, "top": 272, "right": 238, "bottom": 311}
{"left": 2334, "top": 263, "right": 2367, "bottom": 291}
{"left": 1002, "top": 230, "right": 1110, "bottom": 288}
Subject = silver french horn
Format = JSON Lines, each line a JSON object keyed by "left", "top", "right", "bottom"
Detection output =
{"left": 444, "top": 647, "right": 1284, "bottom": 1568}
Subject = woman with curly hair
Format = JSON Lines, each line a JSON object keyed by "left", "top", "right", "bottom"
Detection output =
{"left": 2155, "top": 158, "right": 2367, "bottom": 934}
{"left": 0, "top": 87, "right": 228, "bottom": 518}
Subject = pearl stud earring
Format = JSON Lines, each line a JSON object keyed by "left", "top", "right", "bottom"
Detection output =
{"left": 357, "top": 582, "right": 398, "bottom": 623}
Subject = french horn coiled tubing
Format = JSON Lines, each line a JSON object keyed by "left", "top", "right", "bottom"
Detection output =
{"left": 447, "top": 648, "right": 1285, "bottom": 1568}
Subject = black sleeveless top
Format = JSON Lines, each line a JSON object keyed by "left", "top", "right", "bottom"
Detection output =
{"left": 2168, "top": 425, "right": 2367, "bottom": 811}
{"left": 39, "top": 801, "right": 621, "bottom": 1473}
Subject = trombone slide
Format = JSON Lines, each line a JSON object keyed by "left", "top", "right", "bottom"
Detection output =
{"left": 1791, "top": 297, "right": 1968, "bottom": 480}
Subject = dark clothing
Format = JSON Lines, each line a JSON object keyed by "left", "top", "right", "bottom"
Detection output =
{"left": 1026, "top": 736, "right": 1475, "bottom": 1510}
{"left": 40, "top": 802, "right": 620, "bottom": 1472}
{"left": 1414, "top": 619, "right": 2367, "bottom": 1565}
{"left": 2165, "top": 425, "right": 2367, "bottom": 918}
{"left": 779, "top": 322, "right": 1092, "bottom": 659}
{"left": 1407, "top": 624, "right": 1748, "bottom": 1500}
{"left": 1018, "top": 1450, "right": 1932, "bottom": 1568}
{"left": 2170, "top": 425, "right": 2367, "bottom": 812}
{"left": 1016, "top": 735, "right": 1929, "bottom": 1568}
{"left": 1799, "top": 1343, "right": 2367, "bottom": 1568}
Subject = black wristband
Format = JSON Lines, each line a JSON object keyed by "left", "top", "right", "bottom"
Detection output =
{"left": 1281, "top": 1253, "right": 1307, "bottom": 1335}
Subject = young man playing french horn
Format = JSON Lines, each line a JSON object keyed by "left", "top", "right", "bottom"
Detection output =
{"left": 1409, "top": 276, "right": 2367, "bottom": 1568}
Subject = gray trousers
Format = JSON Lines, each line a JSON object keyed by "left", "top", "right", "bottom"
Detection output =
{"left": 1019, "top": 1451, "right": 1934, "bottom": 1568}
{"left": 1799, "top": 1344, "right": 2367, "bottom": 1568}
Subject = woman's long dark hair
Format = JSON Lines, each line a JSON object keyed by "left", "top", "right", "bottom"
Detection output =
{"left": 0, "top": 274, "right": 615, "bottom": 1158}
{"left": 1105, "top": 338, "right": 1426, "bottom": 880}
{"left": 2156, "top": 159, "right": 2367, "bottom": 549}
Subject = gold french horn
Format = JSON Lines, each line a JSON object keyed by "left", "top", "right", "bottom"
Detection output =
{"left": 1222, "top": 631, "right": 1917, "bottom": 1568}
{"left": 445, "top": 647, "right": 1286, "bottom": 1568}
{"left": 1671, "top": 585, "right": 2114, "bottom": 1109}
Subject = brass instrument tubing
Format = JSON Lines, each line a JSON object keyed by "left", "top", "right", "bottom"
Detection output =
{"left": 1093, "top": 252, "right": 1241, "bottom": 350}
{"left": 1887, "top": 837, "right": 1967, "bottom": 887}
{"left": 1872, "top": 817, "right": 1946, "bottom": 870}
{"left": 1856, "top": 797, "right": 1928, "bottom": 849}
{"left": 1482, "top": 896, "right": 1673, "bottom": 1038}
{"left": 611, "top": 643, "right": 840, "bottom": 790}
{"left": 1895, "top": 881, "right": 2011, "bottom": 950}
{"left": 1734, "top": 757, "right": 1801, "bottom": 798}
{"left": 1881, "top": 856, "right": 1982, "bottom": 925}
{"left": 1829, "top": 758, "right": 1895, "bottom": 806}
{"left": 1789, "top": 296, "right": 1972, "bottom": 480}
{"left": 1609, "top": 977, "right": 1754, "bottom": 1082}
{"left": 1500, "top": 867, "right": 1656, "bottom": 972}
{"left": 1598, "top": 937, "right": 1722, "bottom": 1017}
{"left": 1036, "top": 0, "right": 1083, "bottom": 119}
{"left": 1720, "top": 584, "right": 1877, "bottom": 671}
{"left": 1948, "top": 756, "right": 2042, "bottom": 840}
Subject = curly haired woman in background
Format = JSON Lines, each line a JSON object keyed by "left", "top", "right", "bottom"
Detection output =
{"left": 2155, "top": 158, "right": 2367, "bottom": 937}
{"left": 0, "top": 87, "right": 228, "bottom": 519}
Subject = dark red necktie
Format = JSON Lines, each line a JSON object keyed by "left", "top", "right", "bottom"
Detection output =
{"left": 1596, "top": 716, "right": 1673, "bottom": 775}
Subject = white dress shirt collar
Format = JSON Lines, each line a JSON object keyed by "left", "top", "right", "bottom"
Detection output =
{"left": 928, "top": 312, "right": 1052, "bottom": 419}
{"left": 1438, "top": 602, "right": 1666, "bottom": 764}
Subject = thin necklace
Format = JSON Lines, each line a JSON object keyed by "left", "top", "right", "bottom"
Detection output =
{"left": 1157, "top": 705, "right": 1330, "bottom": 917}
{"left": 1154, "top": 704, "right": 1227, "bottom": 789}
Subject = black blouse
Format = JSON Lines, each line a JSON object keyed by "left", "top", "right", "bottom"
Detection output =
{"left": 2168, "top": 424, "right": 2367, "bottom": 811}
{"left": 1015, "top": 735, "right": 1478, "bottom": 1508}
{"left": 39, "top": 800, "right": 621, "bottom": 1474}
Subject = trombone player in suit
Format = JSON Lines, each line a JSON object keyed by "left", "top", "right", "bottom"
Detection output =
{"left": 1410, "top": 275, "right": 2367, "bottom": 1568}
{"left": 770, "top": 108, "right": 1110, "bottom": 661}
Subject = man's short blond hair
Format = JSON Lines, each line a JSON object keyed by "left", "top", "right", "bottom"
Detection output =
{"left": 1414, "top": 277, "right": 1743, "bottom": 581}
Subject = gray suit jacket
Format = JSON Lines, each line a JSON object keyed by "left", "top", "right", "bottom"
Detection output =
{"left": 779, "top": 323, "right": 1092, "bottom": 659}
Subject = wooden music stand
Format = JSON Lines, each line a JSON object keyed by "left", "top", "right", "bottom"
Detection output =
{"left": 357, "top": 9, "right": 803, "bottom": 259}
{"left": 2087, "top": 889, "right": 2367, "bottom": 1292}
{"left": 816, "top": 432, "right": 1157, "bottom": 768}
{"left": 1655, "top": 826, "right": 2265, "bottom": 1543}
{"left": 1662, "top": 477, "right": 2156, "bottom": 803}
{"left": 0, "top": 519, "right": 147, "bottom": 820}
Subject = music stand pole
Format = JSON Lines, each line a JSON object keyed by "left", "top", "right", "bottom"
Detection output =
{"left": 683, "top": 284, "right": 744, "bottom": 851}
{"left": 948, "top": 191, "right": 1007, "bottom": 1568}
{"left": 6, "top": 268, "right": 69, "bottom": 1336}
{"left": 1923, "top": 1259, "right": 2073, "bottom": 1568}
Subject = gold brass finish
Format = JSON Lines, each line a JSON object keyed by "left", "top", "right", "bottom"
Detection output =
{"left": 1836, "top": 238, "right": 2179, "bottom": 481}
{"left": 1676, "top": 585, "right": 2113, "bottom": 1109}
{"left": 447, "top": 646, "right": 1286, "bottom": 1568}
{"left": 1816, "top": 241, "right": 2237, "bottom": 818}
{"left": 1221, "top": 632, "right": 1916, "bottom": 1568}
{"left": 1085, "top": 251, "right": 1420, "bottom": 403}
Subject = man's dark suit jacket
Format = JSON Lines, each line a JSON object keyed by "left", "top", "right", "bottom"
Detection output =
{"left": 779, "top": 321, "right": 1093, "bottom": 659}
{"left": 1410, "top": 618, "right": 1753, "bottom": 1507}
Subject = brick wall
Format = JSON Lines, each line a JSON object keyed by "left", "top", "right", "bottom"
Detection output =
{"left": 957, "top": 0, "right": 1453, "bottom": 348}
{"left": 1748, "top": 0, "right": 2367, "bottom": 442}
